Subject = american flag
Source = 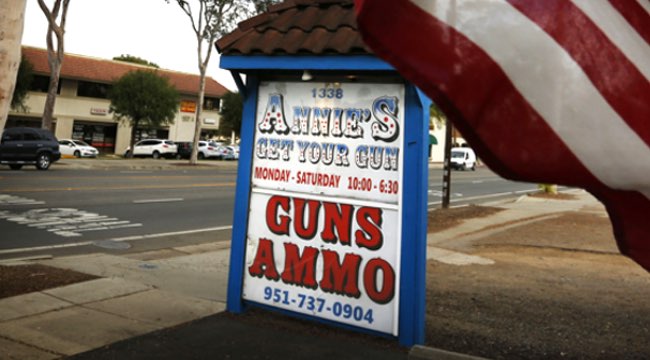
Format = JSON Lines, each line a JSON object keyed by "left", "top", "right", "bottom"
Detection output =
{"left": 355, "top": 0, "right": 650, "bottom": 271}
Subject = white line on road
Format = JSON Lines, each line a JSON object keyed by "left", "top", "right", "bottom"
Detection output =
{"left": 0, "top": 226, "right": 233, "bottom": 256}
{"left": 428, "top": 189, "right": 539, "bottom": 207}
{"left": 133, "top": 198, "right": 184, "bottom": 204}
{"left": 109, "top": 225, "right": 233, "bottom": 242}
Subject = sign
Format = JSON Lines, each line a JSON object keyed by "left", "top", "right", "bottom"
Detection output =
{"left": 243, "top": 82, "right": 405, "bottom": 335}
{"left": 180, "top": 100, "right": 197, "bottom": 113}
{"left": 90, "top": 107, "right": 108, "bottom": 116}
{"left": 203, "top": 118, "right": 217, "bottom": 125}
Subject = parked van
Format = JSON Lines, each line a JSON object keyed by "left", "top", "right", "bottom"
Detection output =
{"left": 450, "top": 147, "right": 477, "bottom": 171}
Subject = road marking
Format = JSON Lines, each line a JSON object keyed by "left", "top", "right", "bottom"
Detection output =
{"left": 428, "top": 190, "right": 463, "bottom": 197}
{"left": 0, "top": 208, "right": 142, "bottom": 237}
{"left": 108, "top": 225, "right": 233, "bottom": 242}
{"left": 0, "top": 182, "right": 236, "bottom": 193}
{"left": 0, "top": 226, "right": 233, "bottom": 255}
{"left": 0, "top": 194, "right": 45, "bottom": 206}
{"left": 0, "top": 241, "right": 94, "bottom": 255}
{"left": 133, "top": 198, "right": 184, "bottom": 204}
{"left": 428, "top": 189, "right": 539, "bottom": 207}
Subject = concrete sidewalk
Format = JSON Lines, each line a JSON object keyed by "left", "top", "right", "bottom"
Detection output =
{"left": 0, "top": 190, "right": 601, "bottom": 359}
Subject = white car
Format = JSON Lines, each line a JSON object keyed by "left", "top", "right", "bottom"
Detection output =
{"left": 197, "top": 141, "right": 224, "bottom": 159}
{"left": 226, "top": 145, "right": 240, "bottom": 160}
{"left": 58, "top": 139, "right": 99, "bottom": 158}
{"left": 124, "top": 139, "right": 177, "bottom": 159}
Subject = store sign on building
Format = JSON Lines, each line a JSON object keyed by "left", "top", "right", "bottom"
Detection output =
{"left": 90, "top": 107, "right": 108, "bottom": 116}
{"left": 243, "top": 81, "right": 404, "bottom": 335}
{"left": 180, "top": 100, "right": 197, "bottom": 113}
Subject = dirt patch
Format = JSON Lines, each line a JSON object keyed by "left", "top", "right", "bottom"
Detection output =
{"left": 0, "top": 264, "right": 98, "bottom": 299}
{"left": 425, "top": 211, "right": 650, "bottom": 359}
{"left": 474, "top": 212, "right": 618, "bottom": 253}
{"left": 428, "top": 205, "right": 502, "bottom": 233}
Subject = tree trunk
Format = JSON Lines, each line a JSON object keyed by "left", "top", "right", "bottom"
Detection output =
{"left": 0, "top": 0, "right": 27, "bottom": 131}
{"left": 127, "top": 120, "right": 139, "bottom": 158}
{"left": 190, "top": 66, "right": 207, "bottom": 165}
{"left": 38, "top": 0, "right": 69, "bottom": 132}
{"left": 42, "top": 62, "right": 61, "bottom": 130}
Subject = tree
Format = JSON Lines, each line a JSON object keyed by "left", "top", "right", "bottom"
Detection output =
{"left": 108, "top": 70, "right": 179, "bottom": 158}
{"left": 113, "top": 54, "right": 160, "bottom": 68}
{"left": 0, "top": 0, "right": 27, "bottom": 131}
{"left": 218, "top": 91, "right": 242, "bottom": 137}
{"left": 37, "top": 0, "right": 71, "bottom": 131}
{"left": 11, "top": 57, "right": 34, "bottom": 112}
{"left": 165, "top": 0, "right": 251, "bottom": 164}
{"left": 252, "top": 0, "right": 280, "bottom": 13}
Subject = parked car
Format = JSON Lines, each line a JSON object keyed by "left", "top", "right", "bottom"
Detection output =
{"left": 175, "top": 141, "right": 193, "bottom": 159}
{"left": 124, "top": 139, "right": 177, "bottom": 159}
{"left": 450, "top": 147, "right": 477, "bottom": 171}
{"left": 226, "top": 145, "right": 240, "bottom": 160}
{"left": 221, "top": 146, "right": 236, "bottom": 161}
{"left": 58, "top": 139, "right": 99, "bottom": 158}
{"left": 197, "top": 141, "right": 224, "bottom": 160}
{"left": 0, "top": 127, "right": 61, "bottom": 170}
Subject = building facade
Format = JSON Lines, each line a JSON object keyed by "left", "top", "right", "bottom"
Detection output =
{"left": 8, "top": 47, "right": 229, "bottom": 155}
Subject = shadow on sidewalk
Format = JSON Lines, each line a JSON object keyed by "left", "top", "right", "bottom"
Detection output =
{"left": 68, "top": 308, "right": 409, "bottom": 360}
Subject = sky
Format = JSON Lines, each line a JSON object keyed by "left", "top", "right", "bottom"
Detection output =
{"left": 21, "top": 0, "right": 238, "bottom": 91}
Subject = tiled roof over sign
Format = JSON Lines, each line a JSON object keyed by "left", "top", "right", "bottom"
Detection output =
{"left": 216, "top": 0, "right": 371, "bottom": 55}
{"left": 21, "top": 46, "right": 229, "bottom": 98}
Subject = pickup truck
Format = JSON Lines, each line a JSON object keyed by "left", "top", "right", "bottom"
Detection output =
{"left": 0, "top": 127, "right": 61, "bottom": 170}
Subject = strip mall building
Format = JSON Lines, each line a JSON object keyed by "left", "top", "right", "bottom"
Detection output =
{"left": 8, "top": 46, "right": 229, "bottom": 155}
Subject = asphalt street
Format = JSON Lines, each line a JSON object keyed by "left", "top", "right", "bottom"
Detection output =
{"left": 0, "top": 167, "right": 236, "bottom": 257}
{"left": 0, "top": 163, "right": 540, "bottom": 259}
{"left": 427, "top": 167, "right": 544, "bottom": 207}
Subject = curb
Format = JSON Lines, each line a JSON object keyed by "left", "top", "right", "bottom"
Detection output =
{"left": 409, "top": 345, "right": 489, "bottom": 360}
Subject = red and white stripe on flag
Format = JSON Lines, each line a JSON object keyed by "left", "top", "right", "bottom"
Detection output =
{"left": 355, "top": 0, "right": 650, "bottom": 271}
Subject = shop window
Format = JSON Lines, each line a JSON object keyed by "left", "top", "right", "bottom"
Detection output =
{"left": 6, "top": 116, "right": 56, "bottom": 132}
{"left": 29, "top": 75, "right": 61, "bottom": 94}
{"left": 72, "top": 121, "right": 116, "bottom": 154}
{"left": 134, "top": 129, "right": 169, "bottom": 142}
{"left": 77, "top": 81, "right": 111, "bottom": 99}
{"left": 203, "top": 97, "right": 221, "bottom": 111}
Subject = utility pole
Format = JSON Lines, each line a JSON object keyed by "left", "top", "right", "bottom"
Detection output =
{"left": 442, "top": 121, "right": 453, "bottom": 208}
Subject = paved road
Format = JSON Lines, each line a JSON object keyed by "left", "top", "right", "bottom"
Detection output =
{"left": 0, "top": 167, "right": 236, "bottom": 256}
{"left": 427, "top": 167, "right": 545, "bottom": 208}
{"left": 0, "top": 163, "right": 543, "bottom": 258}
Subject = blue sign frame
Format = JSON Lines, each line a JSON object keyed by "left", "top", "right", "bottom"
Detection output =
{"left": 222, "top": 55, "right": 430, "bottom": 346}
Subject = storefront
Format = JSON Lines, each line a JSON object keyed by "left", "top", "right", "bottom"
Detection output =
{"left": 72, "top": 121, "right": 116, "bottom": 154}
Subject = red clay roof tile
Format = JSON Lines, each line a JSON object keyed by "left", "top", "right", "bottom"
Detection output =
{"left": 216, "top": 0, "right": 371, "bottom": 56}
{"left": 21, "top": 46, "right": 228, "bottom": 97}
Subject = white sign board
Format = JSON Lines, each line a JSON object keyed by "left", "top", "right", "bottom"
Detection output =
{"left": 243, "top": 81, "right": 405, "bottom": 335}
